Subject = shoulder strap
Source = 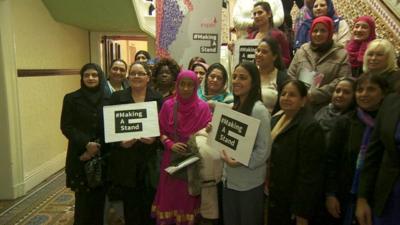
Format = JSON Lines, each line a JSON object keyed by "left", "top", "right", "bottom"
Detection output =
{"left": 173, "top": 100, "right": 179, "bottom": 141}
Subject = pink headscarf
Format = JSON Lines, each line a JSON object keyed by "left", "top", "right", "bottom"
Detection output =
{"left": 159, "top": 70, "right": 212, "bottom": 143}
{"left": 346, "top": 16, "right": 376, "bottom": 69}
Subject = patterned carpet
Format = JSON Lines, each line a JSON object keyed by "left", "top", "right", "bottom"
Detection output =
{"left": 0, "top": 171, "right": 74, "bottom": 225}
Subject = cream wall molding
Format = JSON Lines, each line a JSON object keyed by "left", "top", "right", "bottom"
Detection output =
{"left": 23, "top": 151, "right": 66, "bottom": 193}
{"left": 0, "top": 0, "right": 25, "bottom": 199}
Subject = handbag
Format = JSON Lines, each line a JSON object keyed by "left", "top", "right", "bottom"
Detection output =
{"left": 84, "top": 154, "right": 104, "bottom": 188}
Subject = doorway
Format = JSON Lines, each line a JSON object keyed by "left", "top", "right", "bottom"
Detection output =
{"left": 100, "top": 35, "right": 149, "bottom": 70}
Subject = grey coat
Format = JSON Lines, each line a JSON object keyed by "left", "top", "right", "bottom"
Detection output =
{"left": 288, "top": 42, "right": 351, "bottom": 109}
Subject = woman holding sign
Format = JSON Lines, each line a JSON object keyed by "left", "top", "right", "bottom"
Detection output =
{"left": 221, "top": 61, "right": 272, "bottom": 225}
{"left": 107, "top": 61, "right": 163, "bottom": 225}
{"left": 152, "top": 70, "right": 212, "bottom": 225}
{"left": 267, "top": 80, "right": 324, "bottom": 225}
{"left": 60, "top": 63, "right": 107, "bottom": 225}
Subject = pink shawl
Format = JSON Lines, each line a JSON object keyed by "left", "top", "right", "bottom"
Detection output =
{"left": 159, "top": 70, "right": 212, "bottom": 144}
{"left": 346, "top": 16, "right": 376, "bottom": 69}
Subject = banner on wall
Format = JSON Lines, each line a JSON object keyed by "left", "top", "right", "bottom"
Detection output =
{"left": 208, "top": 104, "right": 260, "bottom": 166}
{"left": 103, "top": 101, "right": 160, "bottom": 143}
{"left": 156, "top": 0, "right": 222, "bottom": 67}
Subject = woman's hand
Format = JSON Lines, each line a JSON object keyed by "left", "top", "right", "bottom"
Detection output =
{"left": 221, "top": 149, "right": 241, "bottom": 167}
{"left": 356, "top": 198, "right": 373, "bottom": 225}
{"left": 86, "top": 142, "right": 101, "bottom": 156}
{"left": 120, "top": 138, "right": 137, "bottom": 148}
{"left": 326, "top": 196, "right": 341, "bottom": 218}
{"left": 171, "top": 142, "right": 188, "bottom": 154}
{"left": 207, "top": 101, "right": 216, "bottom": 111}
{"left": 205, "top": 123, "right": 212, "bottom": 133}
{"left": 296, "top": 216, "right": 308, "bottom": 225}
{"left": 139, "top": 137, "right": 156, "bottom": 145}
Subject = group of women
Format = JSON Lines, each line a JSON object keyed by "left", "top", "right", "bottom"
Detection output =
{"left": 60, "top": 48, "right": 241, "bottom": 225}
{"left": 60, "top": 1, "right": 400, "bottom": 225}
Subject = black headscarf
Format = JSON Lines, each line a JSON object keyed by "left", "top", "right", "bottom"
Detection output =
{"left": 79, "top": 63, "right": 105, "bottom": 106}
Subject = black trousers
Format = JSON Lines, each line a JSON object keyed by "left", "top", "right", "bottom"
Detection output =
{"left": 121, "top": 185, "right": 156, "bottom": 225}
{"left": 74, "top": 187, "right": 106, "bottom": 225}
{"left": 223, "top": 184, "right": 264, "bottom": 225}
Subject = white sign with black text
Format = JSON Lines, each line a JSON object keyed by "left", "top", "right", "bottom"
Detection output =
{"left": 103, "top": 101, "right": 160, "bottom": 143}
{"left": 233, "top": 39, "right": 259, "bottom": 67}
{"left": 208, "top": 104, "right": 260, "bottom": 166}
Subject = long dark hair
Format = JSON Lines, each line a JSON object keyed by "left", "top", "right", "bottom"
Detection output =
{"left": 253, "top": 1, "right": 274, "bottom": 28}
{"left": 233, "top": 62, "right": 262, "bottom": 115}
{"left": 259, "top": 37, "right": 285, "bottom": 70}
{"left": 204, "top": 63, "right": 228, "bottom": 95}
{"left": 334, "top": 77, "right": 357, "bottom": 111}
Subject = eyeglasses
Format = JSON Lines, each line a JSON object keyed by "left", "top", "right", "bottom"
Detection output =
{"left": 129, "top": 72, "right": 147, "bottom": 77}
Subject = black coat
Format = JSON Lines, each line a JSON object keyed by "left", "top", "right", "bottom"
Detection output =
{"left": 268, "top": 108, "right": 324, "bottom": 225}
{"left": 358, "top": 93, "right": 400, "bottom": 216}
{"left": 325, "top": 111, "right": 366, "bottom": 202}
{"left": 381, "top": 70, "right": 400, "bottom": 94}
{"left": 60, "top": 89, "right": 106, "bottom": 191}
{"left": 107, "top": 87, "right": 163, "bottom": 187}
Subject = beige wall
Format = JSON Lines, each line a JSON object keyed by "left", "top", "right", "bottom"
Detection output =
{"left": 0, "top": 0, "right": 22, "bottom": 199}
{"left": 147, "top": 36, "right": 156, "bottom": 58}
{"left": 0, "top": 0, "right": 90, "bottom": 198}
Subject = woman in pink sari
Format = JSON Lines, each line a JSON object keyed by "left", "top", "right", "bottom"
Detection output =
{"left": 152, "top": 70, "right": 212, "bottom": 225}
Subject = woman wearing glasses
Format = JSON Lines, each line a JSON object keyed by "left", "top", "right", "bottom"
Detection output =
{"left": 107, "top": 61, "right": 163, "bottom": 225}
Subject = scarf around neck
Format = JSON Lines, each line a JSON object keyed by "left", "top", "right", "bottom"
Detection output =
{"left": 351, "top": 107, "right": 376, "bottom": 194}
{"left": 159, "top": 70, "right": 212, "bottom": 143}
{"left": 346, "top": 16, "right": 376, "bottom": 69}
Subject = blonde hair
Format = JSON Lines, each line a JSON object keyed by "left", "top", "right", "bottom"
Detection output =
{"left": 363, "top": 39, "right": 398, "bottom": 74}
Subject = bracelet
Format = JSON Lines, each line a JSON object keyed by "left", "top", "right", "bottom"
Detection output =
{"left": 164, "top": 139, "right": 174, "bottom": 150}
{"left": 162, "top": 138, "right": 170, "bottom": 144}
{"left": 160, "top": 135, "right": 168, "bottom": 143}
